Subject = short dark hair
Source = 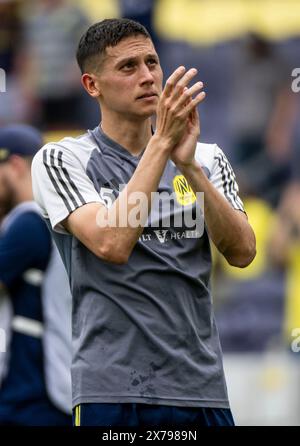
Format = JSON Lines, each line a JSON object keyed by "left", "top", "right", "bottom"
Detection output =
{"left": 76, "top": 18, "right": 151, "bottom": 74}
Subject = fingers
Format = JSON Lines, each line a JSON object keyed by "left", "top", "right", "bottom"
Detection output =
{"left": 182, "top": 91, "right": 206, "bottom": 117}
{"left": 163, "top": 66, "right": 186, "bottom": 97}
{"left": 155, "top": 65, "right": 204, "bottom": 147}
{"left": 163, "top": 66, "right": 199, "bottom": 95}
{"left": 176, "top": 81, "right": 204, "bottom": 108}
{"left": 171, "top": 68, "right": 199, "bottom": 101}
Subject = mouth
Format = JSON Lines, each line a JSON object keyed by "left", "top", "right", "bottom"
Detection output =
{"left": 136, "top": 93, "right": 158, "bottom": 100}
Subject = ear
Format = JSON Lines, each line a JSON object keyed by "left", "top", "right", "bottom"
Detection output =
{"left": 81, "top": 73, "right": 101, "bottom": 98}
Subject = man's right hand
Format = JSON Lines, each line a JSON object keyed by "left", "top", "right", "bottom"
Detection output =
{"left": 154, "top": 66, "right": 204, "bottom": 150}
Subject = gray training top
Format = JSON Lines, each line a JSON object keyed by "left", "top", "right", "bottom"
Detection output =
{"left": 32, "top": 126, "right": 244, "bottom": 409}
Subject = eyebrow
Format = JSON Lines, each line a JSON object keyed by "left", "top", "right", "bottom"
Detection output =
{"left": 115, "top": 53, "right": 159, "bottom": 68}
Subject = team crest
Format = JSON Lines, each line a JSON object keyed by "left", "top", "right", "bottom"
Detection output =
{"left": 173, "top": 175, "right": 196, "bottom": 206}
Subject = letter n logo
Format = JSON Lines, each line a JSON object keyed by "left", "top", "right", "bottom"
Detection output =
{"left": 173, "top": 175, "right": 196, "bottom": 206}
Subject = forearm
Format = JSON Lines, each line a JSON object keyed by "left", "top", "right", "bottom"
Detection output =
{"left": 97, "top": 67, "right": 204, "bottom": 262}
{"left": 97, "top": 135, "right": 170, "bottom": 261}
{"left": 267, "top": 87, "right": 297, "bottom": 137}
{"left": 268, "top": 218, "right": 290, "bottom": 267}
{"left": 180, "top": 160, "right": 256, "bottom": 267}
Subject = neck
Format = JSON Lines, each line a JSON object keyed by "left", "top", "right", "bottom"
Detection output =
{"left": 100, "top": 115, "right": 153, "bottom": 156}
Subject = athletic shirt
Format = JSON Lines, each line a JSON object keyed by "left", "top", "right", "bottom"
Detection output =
{"left": 0, "top": 202, "right": 72, "bottom": 425}
{"left": 32, "top": 126, "right": 244, "bottom": 409}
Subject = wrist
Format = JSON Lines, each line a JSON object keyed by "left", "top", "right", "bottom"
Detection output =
{"left": 176, "top": 159, "right": 201, "bottom": 175}
{"left": 148, "top": 134, "right": 173, "bottom": 154}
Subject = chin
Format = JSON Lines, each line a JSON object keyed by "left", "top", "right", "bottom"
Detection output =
{"left": 137, "top": 106, "right": 157, "bottom": 119}
{"left": 142, "top": 110, "right": 156, "bottom": 119}
{"left": 124, "top": 104, "right": 156, "bottom": 120}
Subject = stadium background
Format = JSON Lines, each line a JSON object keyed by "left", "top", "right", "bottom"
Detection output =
{"left": 1, "top": 0, "right": 300, "bottom": 425}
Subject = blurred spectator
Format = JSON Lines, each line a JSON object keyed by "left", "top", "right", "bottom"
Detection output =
{"left": 268, "top": 182, "right": 300, "bottom": 349}
{"left": 0, "top": 125, "right": 72, "bottom": 426}
{"left": 18, "top": 0, "right": 90, "bottom": 130}
{"left": 214, "top": 196, "right": 285, "bottom": 352}
{"left": 229, "top": 33, "right": 298, "bottom": 207}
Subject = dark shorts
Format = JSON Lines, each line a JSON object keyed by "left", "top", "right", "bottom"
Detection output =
{"left": 73, "top": 403, "right": 235, "bottom": 427}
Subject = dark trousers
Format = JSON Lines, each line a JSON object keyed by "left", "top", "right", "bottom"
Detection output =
{"left": 73, "top": 403, "right": 235, "bottom": 427}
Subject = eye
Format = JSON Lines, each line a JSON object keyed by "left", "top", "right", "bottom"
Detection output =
{"left": 147, "top": 58, "right": 158, "bottom": 66}
{"left": 121, "top": 61, "right": 135, "bottom": 71}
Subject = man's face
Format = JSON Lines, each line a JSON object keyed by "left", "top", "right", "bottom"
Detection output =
{"left": 0, "top": 162, "right": 16, "bottom": 219}
{"left": 95, "top": 36, "right": 163, "bottom": 120}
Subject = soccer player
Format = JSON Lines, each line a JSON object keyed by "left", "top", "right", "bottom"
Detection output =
{"left": 0, "top": 125, "right": 72, "bottom": 426}
{"left": 32, "top": 19, "right": 256, "bottom": 427}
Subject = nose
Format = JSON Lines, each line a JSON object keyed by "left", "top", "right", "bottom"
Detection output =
{"left": 139, "top": 63, "right": 154, "bottom": 85}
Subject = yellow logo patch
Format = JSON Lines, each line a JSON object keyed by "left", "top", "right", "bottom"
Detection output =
{"left": 173, "top": 175, "right": 196, "bottom": 206}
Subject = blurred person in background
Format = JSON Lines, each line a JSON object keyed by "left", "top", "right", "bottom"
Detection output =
{"left": 213, "top": 194, "right": 286, "bottom": 353}
{"left": 18, "top": 0, "right": 90, "bottom": 130}
{"left": 210, "top": 33, "right": 299, "bottom": 354}
{"left": 0, "top": 125, "right": 72, "bottom": 426}
{"left": 268, "top": 181, "right": 300, "bottom": 350}
{"left": 229, "top": 33, "right": 298, "bottom": 207}
{"left": 214, "top": 179, "right": 300, "bottom": 354}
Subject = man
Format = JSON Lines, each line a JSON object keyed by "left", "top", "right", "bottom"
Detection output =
{"left": 0, "top": 124, "right": 72, "bottom": 425}
{"left": 32, "top": 19, "right": 256, "bottom": 427}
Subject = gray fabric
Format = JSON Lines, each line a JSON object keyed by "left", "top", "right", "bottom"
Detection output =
{"left": 45, "top": 127, "right": 231, "bottom": 408}
{"left": 42, "top": 243, "right": 72, "bottom": 414}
